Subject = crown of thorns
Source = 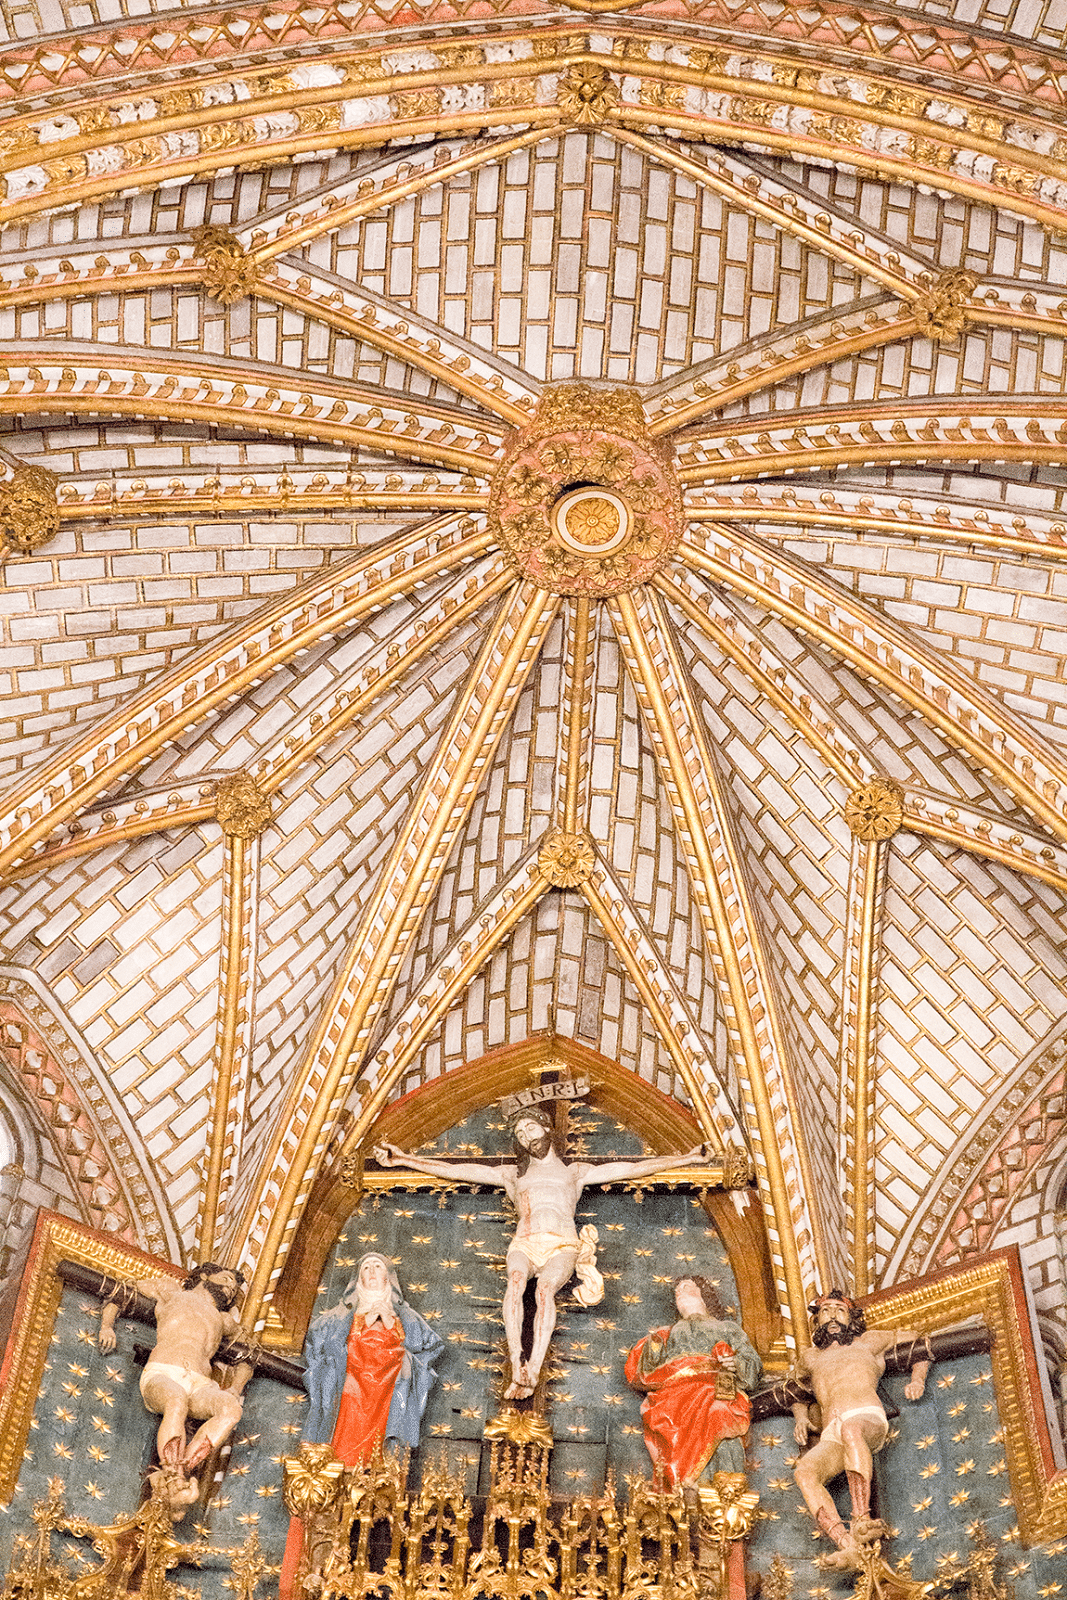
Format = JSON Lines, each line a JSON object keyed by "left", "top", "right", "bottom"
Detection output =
{"left": 508, "top": 1107, "right": 554, "bottom": 1132}
{"left": 808, "top": 1287, "right": 859, "bottom": 1316}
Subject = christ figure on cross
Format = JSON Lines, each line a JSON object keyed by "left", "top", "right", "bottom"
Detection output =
{"left": 375, "top": 1110, "right": 713, "bottom": 1400}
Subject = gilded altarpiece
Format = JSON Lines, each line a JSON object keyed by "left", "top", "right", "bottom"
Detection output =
{"left": 1, "top": 1101, "right": 1066, "bottom": 1600}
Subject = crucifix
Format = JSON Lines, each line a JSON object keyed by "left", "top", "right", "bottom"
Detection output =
{"left": 374, "top": 1080, "right": 735, "bottom": 1401}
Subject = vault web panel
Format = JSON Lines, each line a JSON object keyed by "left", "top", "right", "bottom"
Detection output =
{"left": 727, "top": 601, "right": 1045, "bottom": 829}
{"left": 229, "top": 624, "right": 487, "bottom": 1216}
{"left": 327, "top": 131, "right": 876, "bottom": 385}
{"left": 383, "top": 893, "right": 702, "bottom": 1113}
{"left": 874, "top": 835, "right": 1067, "bottom": 1277}
{"left": 773, "top": 158, "right": 1066, "bottom": 284}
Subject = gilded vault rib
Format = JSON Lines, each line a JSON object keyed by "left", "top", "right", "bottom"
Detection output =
{"left": 0, "top": 516, "right": 492, "bottom": 875}
{"left": 236, "top": 582, "right": 560, "bottom": 1323}
{"left": 609, "top": 586, "right": 824, "bottom": 1342}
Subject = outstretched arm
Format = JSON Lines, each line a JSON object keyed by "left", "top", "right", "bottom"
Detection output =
{"left": 575, "top": 1145, "right": 712, "bottom": 1189}
{"left": 872, "top": 1328, "right": 932, "bottom": 1400}
{"left": 98, "top": 1276, "right": 171, "bottom": 1352}
{"left": 375, "top": 1141, "right": 512, "bottom": 1191}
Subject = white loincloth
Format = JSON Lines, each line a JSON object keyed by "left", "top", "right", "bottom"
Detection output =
{"left": 508, "top": 1231, "right": 579, "bottom": 1272}
{"left": 572, "top": 1224, "right": 604, "bottom": 1308}
{"left": 140, "top": 1361, "right": 224, "bottom": 1404}
{"left": 820, "top": 1405, "right": 889, "bottom": 1450}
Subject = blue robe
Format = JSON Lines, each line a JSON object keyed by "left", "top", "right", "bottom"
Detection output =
{"left": 302, "top": 1298, "right": 443, "bottom": 1451}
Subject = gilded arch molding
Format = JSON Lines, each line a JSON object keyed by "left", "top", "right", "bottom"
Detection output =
{"left": 0, "top": 970, "right": 181, "bottom": 1262}
{"left": 2, "top": 30, "right": 1067, "bottom": 232}
{"left": 269, "top": 1034, "right": 780, "bottom": 1356}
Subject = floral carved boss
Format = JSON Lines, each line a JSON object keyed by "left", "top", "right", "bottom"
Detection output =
{"left": 490, "top": 384, "right": 683, "bottom": 597}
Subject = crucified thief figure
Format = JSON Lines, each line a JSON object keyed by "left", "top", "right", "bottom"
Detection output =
{"left": 791, "top": 1289, "right": 931, "bottom": 1570}
{"left": 99, "top": 1262, "right": 252, "bottom": 1474}
{"left": 376, "top": 1110, "right": 714, "bottom": 1400}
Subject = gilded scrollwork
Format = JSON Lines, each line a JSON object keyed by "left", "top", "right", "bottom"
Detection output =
{"left": 489, "top": 384, "right": 683, "bottom": 597}
{"left": 0, "top": 462, "right": 60, "bottom": 553}
{"left": 844, "top": 779, "right": 905, "bottom": 842}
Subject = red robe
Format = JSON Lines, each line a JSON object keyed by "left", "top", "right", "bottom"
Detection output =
{"left": 281, "top": 1315, "right": 407, "bottom": 1598}
{"left": 331, "top": 1315, "right": 406, "bottom": 1465}
{"left": 625, "top": 1330, "right": 752, "bottom": 1487}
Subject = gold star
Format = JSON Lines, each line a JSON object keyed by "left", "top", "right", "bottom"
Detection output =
{"left": 87, "top": 1445, "right": 108, "bottom": 1462}
{"left": 949, "top": 1491, "right": 971, "bottom": 1508}
{"left": 956, "top": 1459, "right": 975, "bottom": 1476}
{"left": 919, "top": 1463, "right": 940, "bottom": 1478}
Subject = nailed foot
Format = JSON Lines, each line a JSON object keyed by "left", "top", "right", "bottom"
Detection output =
{"left": 504, "top": 1363, "right": 536, "bottom": 1401}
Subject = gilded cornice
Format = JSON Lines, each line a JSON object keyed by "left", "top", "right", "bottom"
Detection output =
{"left": 2, "top": 1, "right": 1066, "bottom": 118}
{"left": 678, "top": 529, "right": 1067, "bottom": 844}
{"left": 0, "top": 1213, "right": 184, "bottom": 1506}
{"left": 867, "top": 1250, "right": 1067, "bottom": 1544}
{"left": 0, "top": 517, "right": 492, "bottom": 877}
{"left": 2, "top": 33, "right": 1067, "bottom": 232}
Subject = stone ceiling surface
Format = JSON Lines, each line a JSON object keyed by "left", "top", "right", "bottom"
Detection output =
{"left": 0, "top": 0, "right": 1065, "bottom": 1393}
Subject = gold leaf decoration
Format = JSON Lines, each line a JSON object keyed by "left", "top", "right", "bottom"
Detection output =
{"left": 844, "top": 779, "right": 905, "bottom": 842}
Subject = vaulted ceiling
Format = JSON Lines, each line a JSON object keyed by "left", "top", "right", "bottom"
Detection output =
{"left": 1, "top": 0, "right": 1066, "bottom": 1360}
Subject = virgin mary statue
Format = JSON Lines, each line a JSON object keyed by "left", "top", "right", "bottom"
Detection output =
{"left": 302, "top": 1252, "right": 444, "bottom": 1461}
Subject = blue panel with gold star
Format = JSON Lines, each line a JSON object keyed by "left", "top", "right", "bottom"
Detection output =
{"left": 745, "top": 1351, "right": 1067, "bottom": 1599}
{"left": 0, "top": 1284, "right": 305, "bottom": 1597}
{"left": 314, "top": 1103, "right": 743, "bottom": 1497}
